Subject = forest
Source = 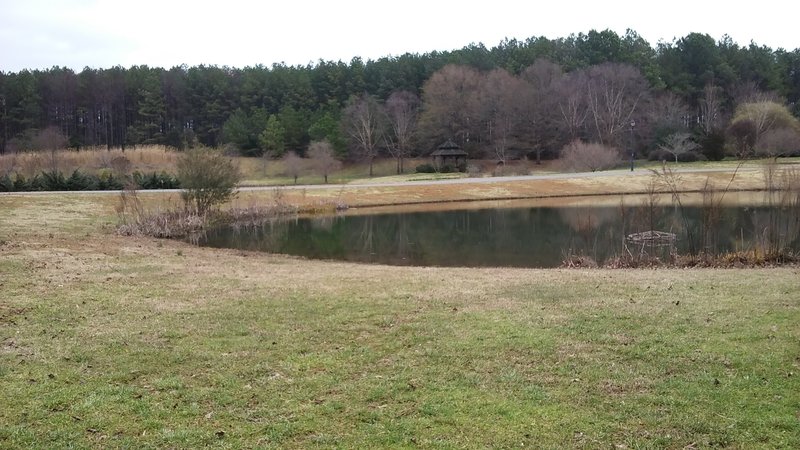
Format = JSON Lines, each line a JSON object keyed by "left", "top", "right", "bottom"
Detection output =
{"left": 1, "top": 29, "right": 799, "bottom": 164}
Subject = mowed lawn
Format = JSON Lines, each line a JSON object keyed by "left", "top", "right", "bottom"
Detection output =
{"left": 1, "top": 193, "right": 799, "bottom": 448}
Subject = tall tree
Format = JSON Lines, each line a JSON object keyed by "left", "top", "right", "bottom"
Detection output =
{"left": 699, "top": 82, "right": 724, "bottom": 134}
{"left": 555, "top": 70, "right": 589, "bottom": 141}
{"left": 343, "top": 93, "right": 385, "bottom": 177}
{"left": 384, "top": 90, "right": 419, "bottom": 173}
{"left": 137, "top": 72, "right": 166, "bottom": 145}
{"left": 308, "top": 107, "right": 346, "bottom": 157}
{"left": 478, "top": 69, "right": 525, "bottom": 163}
{"left": 584, "top": 63, "right": 649, "bottom": 146}
{"left": 221, "top": 108, "right": 268, "bottom": 155}
{"left": 520, "top": 59, "right": 563, "bottom": 163}
{"left": 258, "top": 114, "right": 286, "bottom": 157}
{"left": 418, "top": 65, "right": 482, "bottom": 152}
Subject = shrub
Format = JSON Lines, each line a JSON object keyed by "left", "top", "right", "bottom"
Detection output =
{"left": 177, "top": 147, "right": 241, "bottom": 214}
{"left": 28, "top": 174, "right": 46, "bottom": 191}
{"left": 727, "top": 119, "right": 758, "bottom": 158}
{"left": 0, "top": 174, "right": 13, "bottom": 192}
{"left": 648, "top": 149, "right": 672, "bottom": 162}
{"left": 559, "top": 140, "right": 619, "bottom": 172}
{"left": 97, "top": 170, "right": 125, "bottom": 190}
{"left": 440, "top": 165, "right": 453, "bottom": 173}
{"left": 66, "top": 170, "right": 97, "bottom": 190}
{"left": 415, "top": 163, "right": 436, "bottom": 173}
{"left": 132, "top": 171, "right": 180, "bottom": 189}
{"left": 700, "top": 130, "right": 726, "bottom": 161}
{"left": 677, "top": 151, "right": 705, "bottom": 163}
{"left": 755, "top": 128, "right": 800, "bottom": 157}
{"left": 40, "top": 171, "right": 68, "bottom": 191}
{"left": 13, "top": 174, "right": 29, "bottom": 191}
{"left": 109, "top": 155, "right": 132, "bottom": 176}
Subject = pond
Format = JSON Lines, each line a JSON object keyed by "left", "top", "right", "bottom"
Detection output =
{"left": 194, "top": 193, "right": 800, "bottom": 268}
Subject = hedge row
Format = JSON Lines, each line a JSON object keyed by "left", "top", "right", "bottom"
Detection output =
{"left": 0, "top": 170, "right": 180, "bottom": 192}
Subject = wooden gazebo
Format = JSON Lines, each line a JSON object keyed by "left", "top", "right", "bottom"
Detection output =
{"left": 431, "top": 139, "right": 468, "bottom": 170}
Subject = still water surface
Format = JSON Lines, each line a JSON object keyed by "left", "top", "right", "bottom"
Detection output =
{"left": 195, "top": 194, "right": 799, "bottom": 268}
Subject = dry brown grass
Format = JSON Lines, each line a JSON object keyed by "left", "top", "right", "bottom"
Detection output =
{"left": 0, "top": 145, "right": 180, "bottom": 176}
{"left": 232, "top": 168, "right": 774, "bottom": 211}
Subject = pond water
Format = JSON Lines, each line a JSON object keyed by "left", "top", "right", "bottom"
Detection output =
{"left": 194, "top": 193, "right": 800, "bottom": 268}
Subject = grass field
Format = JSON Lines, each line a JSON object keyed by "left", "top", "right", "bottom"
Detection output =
{"left": 4, "top": 145, "right": 797, "bottom": 188}
{"left": 1, "top": 176, "right": 800, "bottom": 448}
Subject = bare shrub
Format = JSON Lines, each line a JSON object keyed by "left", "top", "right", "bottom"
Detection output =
{"left": 726, "top": 119, "right": 758, "bottom": 158}
{"left": 559, "top": 140, "right": 619, "bottom": 172}
{"left": 759, "top": 162, "right": 800, "bottom": 257}
{"left": 110, "top": 155, "right": 132, "bottom": 177}
{"left": 115, "top": 185, "right": 146, "bottom": 227}
{"left": 282, "top": 151, "right": 305, "bottom": 184}
{"left": 31, "top": 127, "right": 68, "bottom": 172}
{"left": 560, "top": 255, "right": 598, "bottom": 268}
{"left": 177, "top": 147, "right": 241, "bottom": 215}
{"left": 116, "top": 185, "right": 202, "bottom": 238}
{"left": 755, "top": 128, "right": 800, "bottom": 157}
{"left": 658, "top": 132, "right": 700, "bottom": 163}
{"left": 307, "top": 140, "right": 341, "bottom": 183}
{"left": 0, "top": 154, "right": 17, "bottom": 176}
{"left": 18, "top": 153, "right": 45, "bottom": 178}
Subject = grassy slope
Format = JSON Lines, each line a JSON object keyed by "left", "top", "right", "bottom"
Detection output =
{"left": 1, "top": 187, "right": 799, "bottom": 448}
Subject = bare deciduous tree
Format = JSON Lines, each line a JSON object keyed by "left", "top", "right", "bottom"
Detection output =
{"left": 699, "top": 82, "right": 723, "bottom": 134}
{"left": 343, "top": 94, "right": 385, "bottom": 177}
{"left": 559, "top": 140, "right": 619, "bottom": 172}
{"left": 648, "top": 92, "right": 691, "bottom": 130}
{"left": 584, "top": 63, "right": 648, "bottom": 147}
{"left": 282, "top": 151, "right": 305, "bottom": 184}
{"left": 418, "top": 65, "right": 482, "bottom": 149}
{"left": 384, "top": 90, "right": 419, "bottom": 174}
{"left": 730, "top": 81, "right": 782, "bottom": 106}
{"left": 307, "top": 140, "right": 341, "bottom": 183}
{"left": 658, "top": 132, "right": 700, "bottom": 163}
{"left": 555, "top": 71, "right": 590, "bottom": 141}
{"left": 479, "top": 69, "right": 525, "bottom": 164}
{"left": 732, "top": 101, "right": 800, "bottom": 138}
{"left": 32, "top": 126, "right": 68, "bottom": 172}
{"left": 520, "top": 59, "right": 562, "bottom": 164}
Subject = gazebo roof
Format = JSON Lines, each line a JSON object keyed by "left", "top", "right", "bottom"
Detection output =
{"left": 432, "top": 139, "right": 468, "bottom": 157}
{"left": 437, "top": 139, "right": 461, "bottom": 150}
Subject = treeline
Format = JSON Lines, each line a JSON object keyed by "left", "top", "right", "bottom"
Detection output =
{"left": 1, "top": 29, "right": 799, "bottom": 161}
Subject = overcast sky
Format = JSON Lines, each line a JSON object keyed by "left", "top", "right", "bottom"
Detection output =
{"left": 1, "top": 0, "right": 797, "bottom": 72}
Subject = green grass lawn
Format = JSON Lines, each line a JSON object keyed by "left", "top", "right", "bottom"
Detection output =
{"left": 1, "top": 194, "right": 799, "bottom": 448}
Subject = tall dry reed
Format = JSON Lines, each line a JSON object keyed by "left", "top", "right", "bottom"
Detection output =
{"left": 0, "top": 145, "right": 180, "bottom": 176}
